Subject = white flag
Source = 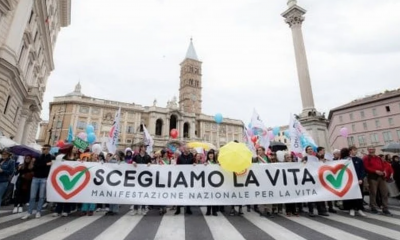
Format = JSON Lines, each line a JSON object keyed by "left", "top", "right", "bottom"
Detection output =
{"left": 250, "top": 109, "right": 270, "bottom": 150}
{"left": 243, "top": 127, "right": 257, "bottom": 157}
{"left": 289, "top": 114, "right": 318, "bottom": 156}
{"left": 142, "top": 124, "right": 154, "bottom": 155}
{"left": 106, "top": 108, "right": 121, "bottom": 154}
{"left": 289, "top": 114, "right": 302, "bottom": 155}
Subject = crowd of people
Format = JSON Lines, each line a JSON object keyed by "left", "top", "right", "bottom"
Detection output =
{"left": 0, "top": 142, "right": 399, "bottom": 220}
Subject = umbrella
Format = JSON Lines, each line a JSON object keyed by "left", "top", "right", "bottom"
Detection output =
{"left": 0, "top": 136, "right": 17, "bottom": 149}
{"left": 9, "top": 145, "right": 41, "bottom": 158}
{"left": 269, "top": 141, "right": 288, "bottom": 152}
{"left": 187, "top": 142, "right": 217, "bottom": 151}
{"left": 382, "top": 142, "right": 400, "bottom": 153}
{"left": 218, "top": 141, "right": 252, "bottom": 172}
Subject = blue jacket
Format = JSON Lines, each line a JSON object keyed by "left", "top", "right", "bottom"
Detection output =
{"left": 0, "top": 158, "right": 15, "bottom": 183}
{"left": 351, "top": 156, "right": 366, "bottom": 180}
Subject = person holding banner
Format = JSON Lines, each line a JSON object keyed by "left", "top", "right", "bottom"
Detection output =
{"left": 363, "top": 146, "right": 392, "bottom": 215}
{"left": 106, "top": 150, "right": 125, "bottom": 216}
{"left": 53, "top": 146, "right": 78, "bottom": 217}
{"left": 205, "top": 149, "right": 219, "bottom": 216}
{"left": 256, "top": 147, "right": 273, "bottom": 217}
{"left": 316, "top": 147, "right": 337, "bottom": 214}
{"left": 174, "top": 146, "right": 194, "bottom": 215}
{"left": 132, "top": 144, "right": 151, "bottom": 215}
{"left": 284, "top": 153, "right": 299, "bottom": 216}
{"left": 342, "top": 146, "right": 367, "bottom": 217}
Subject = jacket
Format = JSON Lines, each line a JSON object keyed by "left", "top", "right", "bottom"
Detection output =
{"left": 33, "top": 154, "right": 54, "bottom": 178}
{"left": 133, "top": 153, "right": 151, "bottom": 164}
{"left": 363, "top": 155, "right": 385, "bottom": 174}
{"left": 351, "top": 156, "right": 366, "bottom": 180}
{"left": 177, "top": 153, "right": 194, "bottom": 165}
{"left": 0, "top": 158, "right": 15, "bottom": 182}
{"left": 383, "top": 161, "right": 393, "bottom": 180}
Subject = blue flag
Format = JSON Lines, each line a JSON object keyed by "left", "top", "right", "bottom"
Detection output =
{"left": 67, "top": 125, "right": 73, "bottom": 143}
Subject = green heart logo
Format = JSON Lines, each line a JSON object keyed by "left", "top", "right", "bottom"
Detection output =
{"left": 318, "top": 163, "right": 353, "bottom": 197}
{"left": 51, "top": 165, "right": 92, "bottom": 200}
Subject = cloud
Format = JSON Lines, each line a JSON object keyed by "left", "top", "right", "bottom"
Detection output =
{"left": 44, "top": 0, "right": 400, "bottom": 129}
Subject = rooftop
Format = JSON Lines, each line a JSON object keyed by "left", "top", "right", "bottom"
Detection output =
{"left": 328, "top": 88, "right": 400, "bottom": 119}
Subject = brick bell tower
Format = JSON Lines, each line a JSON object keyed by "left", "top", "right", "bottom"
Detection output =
{"left": 179, "top": 38, "right": 202, "bottom": 114}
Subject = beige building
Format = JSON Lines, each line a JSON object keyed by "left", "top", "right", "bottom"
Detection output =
{"left": 0, "top": 0, "right": 71, "bottom": 144}
{"left": 37, "top": 40, "right": 244, "bottom": 151}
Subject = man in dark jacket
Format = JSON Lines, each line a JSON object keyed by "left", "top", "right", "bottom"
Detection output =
{"left": 131, "top": 144, "right": 151, "bottom": 215}
{"left": 363, "top": 146, "right": 391, "bottom": 215}
{"left": 175, "top": 145, "right": 194, "bottom": 215}
{"left": 22, "top": 144, "right": 54, "bottom": 219}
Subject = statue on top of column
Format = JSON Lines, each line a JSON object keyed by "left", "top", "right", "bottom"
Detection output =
{"left": 287, "top": 0, "right": 297, "bottom": 7}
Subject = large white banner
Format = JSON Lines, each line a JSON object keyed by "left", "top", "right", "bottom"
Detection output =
{"left": 47, "top": 160, "right": 362, "bottom": 205}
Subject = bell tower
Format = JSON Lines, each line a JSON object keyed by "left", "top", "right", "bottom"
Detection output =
{"left": 179, "top": 38, "right": 202, "bottom": 114}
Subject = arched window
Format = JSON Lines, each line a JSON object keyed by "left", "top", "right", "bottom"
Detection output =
{"left": 184, "top": 122, "right": 190, "bottom": 138}
{"left": 170, "top": 115, "right": 177, "bottom": 131}
{"left": 155, "top": 119, "right": 163, "bottom": 136}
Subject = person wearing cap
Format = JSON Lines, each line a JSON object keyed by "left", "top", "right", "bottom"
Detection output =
{"left": 22, "top": 144, "right": 54, "bottom": 219}
{"left": 0, "top": 148, "right": 15, "bottom": 208}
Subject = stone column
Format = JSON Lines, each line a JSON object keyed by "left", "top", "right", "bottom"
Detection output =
{"left": 15, "top": 108, "right": 31, "bottom": 143}
{"left": 179, "top": 119, "right": 184, "bottom": 141}
{"left": 21, "top": 118, "right": 32, "bottom": 145}
{"left": 282, "top": 4, "right": 315, "bottom": 115}
{"left": 164, "top": 118, "right": 170, "bottom": 137}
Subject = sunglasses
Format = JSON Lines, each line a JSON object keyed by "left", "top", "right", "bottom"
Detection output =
{"left": 42, "top": 148, "right": 49, "bottom": 150}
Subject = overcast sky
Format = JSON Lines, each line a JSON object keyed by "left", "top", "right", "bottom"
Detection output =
{"left": 43, "top": 0, "right": 400, "bottom": 127}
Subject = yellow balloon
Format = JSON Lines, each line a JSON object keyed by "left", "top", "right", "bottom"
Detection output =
{"left": 218, "top": 141, "right": 252, "bottom": 173}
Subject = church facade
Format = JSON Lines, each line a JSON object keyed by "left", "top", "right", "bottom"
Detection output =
{"left": 37, "top": 40, "right": 244, "bottom": 151}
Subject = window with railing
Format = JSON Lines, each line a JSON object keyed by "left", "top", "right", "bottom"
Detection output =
{"left": 349, "top": 113, "right": 354, "bottom": 121}
{"left": 388, "top": 118, "right": 394, "bottom": 126}
{"left": 363, "top": 122, "right": 368, "bottom": 130}
{"left": 370, "top": 133, "right": 379, "bottom": 144}
{"left": 397, "top": 130, "right": 400, "bottom": 141}
{"left": 347, "top": 136, "right": 355, "bottom": 146}
{"left": 375, "top": 120, "right": 380, "bottom": 128}
{"left": 360, "top": 111, "right": 365, "bottom": 118}
{"left": 383, "top": 131, "right": 393, "bottom": 143}
{"left": 358, "top": 135, "right": 366, "bottom": 147}
{"left": 372, "top": 108, "right": 377, "bottom": 116}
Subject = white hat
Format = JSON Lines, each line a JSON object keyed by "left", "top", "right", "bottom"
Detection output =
{"left": 333, "top": 149, "right": 340, "bottom": 154}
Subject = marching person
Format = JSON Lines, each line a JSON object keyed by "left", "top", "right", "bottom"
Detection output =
{"left": 53, "top": 146, "right": 78, "bottom": 217}
{"left": 106, "top": 150, "right": 125, "bottom": 216}
{"left": 12, "top": 155, "right": 34, "bottom": 213}
{"left": 205, "top": 149, "right": 218, "bottom": 216}
{"left": 0, "top": 148, "right": 15, "bottom": 209}
{"left": 256, "top": 146, "right": 272, "bottom": 217}
{"left": 157, "top": 150, "right": 169, "bottom": 215}
{"left": 132, "top": 144, "right": 151, "bottom": 215}
{"left": 284, "top": 153, "right": 298, "bottom": 216}
{"left": 175, "top": 145, "right": 194, "bottom": 215}
{"left": 22, "top": 144, "right": 54, "bottom": 219}
{"left": 342, "top": 146, "right": 366, "bottom": 217}
{"left": 363, "top": 146, "right": 392, "bottom": 215}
